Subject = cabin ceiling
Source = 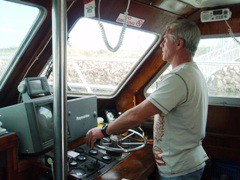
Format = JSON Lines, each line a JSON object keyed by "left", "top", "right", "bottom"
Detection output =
{"left": 135, "top": 0, "right": 240, "bottom": 16}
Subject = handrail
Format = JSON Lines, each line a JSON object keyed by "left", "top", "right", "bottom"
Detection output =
{"left": 52, "top": 0, "right": 68, "bottom": 179}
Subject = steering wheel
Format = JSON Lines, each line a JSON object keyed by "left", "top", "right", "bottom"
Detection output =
{"left": 95, "top": 128, "right": 147, "bottom": 153}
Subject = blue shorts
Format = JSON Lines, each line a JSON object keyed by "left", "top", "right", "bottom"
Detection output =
{"left": 160, "top": 167, "right": 205, "bottom": 180}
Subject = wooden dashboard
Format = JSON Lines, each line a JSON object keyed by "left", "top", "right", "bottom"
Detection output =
{"left": 8, "top": 136, "right": 156, "bottom": 180}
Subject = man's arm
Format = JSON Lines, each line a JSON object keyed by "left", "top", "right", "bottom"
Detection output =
{"left": 86, "top": 99, "right": 161, "bottom": 148}
{"left": 106, "top": 99, "right": 161, "bottom": 134}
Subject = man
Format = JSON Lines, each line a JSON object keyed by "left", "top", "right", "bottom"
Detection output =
{"left": 86, "top": 19, "right": 208, "bottom": 179}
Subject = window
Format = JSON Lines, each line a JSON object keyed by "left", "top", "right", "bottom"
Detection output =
{"left": 0, "top": 1, "right": 44, "bottom": 89}
{"left": 146, "top": 36, "right": 240, "bottom": 106}
{"left": 44, "top": 17, "right": 158, "bottom": 96}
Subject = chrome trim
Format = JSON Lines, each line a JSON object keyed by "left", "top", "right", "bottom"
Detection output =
{"left": 52, "top": 0, "right": 67, "bottom": 179}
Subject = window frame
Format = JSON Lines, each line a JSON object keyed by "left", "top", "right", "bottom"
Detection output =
{"left": 144, "top": 34, "right": 240, "bottom": 107}
{"left": 64, "top": 17, "right": 162, "bottom": 98}
{"left": 0, "top": 1, "right": 46, "bottom": 90}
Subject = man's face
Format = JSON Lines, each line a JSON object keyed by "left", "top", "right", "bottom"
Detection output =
{"left": 160, "top": 29, "right": 177, "bottom": 62}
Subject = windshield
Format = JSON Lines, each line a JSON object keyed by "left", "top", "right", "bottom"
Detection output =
{"left": 43, "top": 17, "right": 159, "bottom": 96}
{"left": 0, "top": 1, "right": 43, "bottom": 89}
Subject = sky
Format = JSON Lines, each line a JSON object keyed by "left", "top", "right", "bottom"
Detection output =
{"left": 0, "top": 1, "right": 157, "bottom": 51}
{"left": 0, "top": 1, "right": 39, "bottom": 48}
{"left": 68, "top": 17, "right": 157, "bottom": 50}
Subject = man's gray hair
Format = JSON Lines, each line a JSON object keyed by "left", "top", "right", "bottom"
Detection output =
{"left": 167, "top": 19, "right": 201, "bottom": 56}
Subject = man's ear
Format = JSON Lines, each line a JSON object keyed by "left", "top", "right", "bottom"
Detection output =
{"left": 177, "top": 38, "right": 184, "bottom": 49}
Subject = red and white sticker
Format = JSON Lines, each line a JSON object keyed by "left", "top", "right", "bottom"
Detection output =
{"left": 84, "top": 0, "right": 95, "bottom": 18}
{"left": 116, "top": 13, "right": 145, "bottom": 28}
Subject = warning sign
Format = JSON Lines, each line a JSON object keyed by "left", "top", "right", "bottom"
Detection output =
{"left": 116, "top": 13, "right": 145, "bottom": 28}
{"left": 84, "top": 0, "right": 95, "bottom": 17}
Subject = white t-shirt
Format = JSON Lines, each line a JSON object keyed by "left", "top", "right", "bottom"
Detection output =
{"left": 147, "top": 62, "right": 209, "bottom": 177}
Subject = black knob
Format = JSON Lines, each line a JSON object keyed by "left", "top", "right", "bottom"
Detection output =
{"left": 69, "top": 159, "right": 78, "bottom": 166}
{"left": 102, "top": 155, "right": 112, "bottom": 161}
{"left": 77, "top": 155, "right": 87, "bottom": 161}
{"left": 89, "top": 149, "right": 98, "bottom": 155}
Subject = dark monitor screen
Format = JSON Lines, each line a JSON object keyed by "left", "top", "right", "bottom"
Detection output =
{"left": 25, "top": 77, "right": 50, "bottom": 97}
{"left": 213, "top": 9, "right": 223, "bottom": 15}
{"left": 29, "top": 79, "right": 43, "bottom": 93}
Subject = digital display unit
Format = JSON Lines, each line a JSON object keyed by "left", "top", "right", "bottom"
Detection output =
{"left": 0, "top": 95, "right": 98, "bottom": 154}
{"left": 0, "top": 95, "right": 54, "bottom": 154}
{"left": 25, "top": 77, "right": 50, "bottom": 97}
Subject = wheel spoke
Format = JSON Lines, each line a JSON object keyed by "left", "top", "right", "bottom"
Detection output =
{"left": 101, "top": 142, "right": 111, "bottom": 146}
{"left": 103, "top": 137, "right": 111, "bottom": 142}
{"left": 96, "top": 128, "right": 147, "bottom": 153}
{"left": 121, "top": 142, "right": 144, "bottom": 145}
{"left": 117, "top": 144, "right": 125, "bottom": 150}
{"left": 121, "top": 132, "right": 134, "bottom": 141}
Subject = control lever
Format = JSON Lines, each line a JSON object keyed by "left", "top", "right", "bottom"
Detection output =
{"left": 93, "top": 159, "right": 100, "bottom": 168}
{"left": 85, "top": 159, "right": 100, "bottom": 171}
